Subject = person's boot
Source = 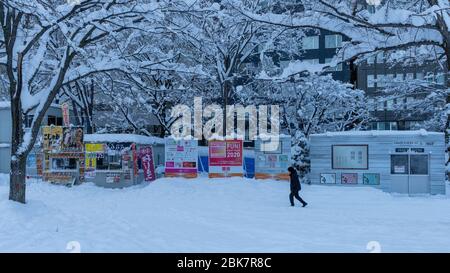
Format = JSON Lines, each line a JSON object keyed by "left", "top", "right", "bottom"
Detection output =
{"left": 302, "top": 202, "right": 308, "bottom": 207}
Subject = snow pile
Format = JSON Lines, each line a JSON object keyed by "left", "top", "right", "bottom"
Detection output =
{"left": 0, "top": 175, "right": 450, "bottom": 252}
{"left": 84, "top": 134, "right": 165, "bottom": 145}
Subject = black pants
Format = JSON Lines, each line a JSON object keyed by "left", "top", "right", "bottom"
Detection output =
{"left": 289, "top": 190, "right": 306, "bottom": 206}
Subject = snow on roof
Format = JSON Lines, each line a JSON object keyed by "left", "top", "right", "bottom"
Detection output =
{"left": 0, "top": 101, "right": 11, "bottom": 109}
{"left": 0, "top": 143, "right": 10, "bottom": 148}
{"left": 84, "top": 134, "right": 165, "bottom": 145}
{"left": 311, "top": 129, "right": 443, "bottom": 137}
{"left": 0, "top": 101, "right": 66, "bottom": 110}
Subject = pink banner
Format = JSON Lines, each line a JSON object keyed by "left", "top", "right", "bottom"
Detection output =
{"left": 140, "top": 146, "right": 156, "bottom": 182}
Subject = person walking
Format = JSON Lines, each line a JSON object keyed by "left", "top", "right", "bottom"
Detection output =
{"left": 288, "top": 167, "right": 308, "bottom": 207}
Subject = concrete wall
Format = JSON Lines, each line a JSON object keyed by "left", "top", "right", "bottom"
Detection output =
{"left": 310, "top": 132, "right": 445, "bottom": 195}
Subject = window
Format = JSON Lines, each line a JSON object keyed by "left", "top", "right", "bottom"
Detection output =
{"left": 51, "top": 158, "right": 77, "bottom": 170}
{"left": 303, "top": 58, "right": 319, "bottom": 64}
{"left": 332, "top": 145, "right": 368, "bottom": 169}
{"left": 416, "top": 72, "right": 424, "bottom": 80}
{"left": 96, "top": 152, "right": 123, "bottom": 170}
{"left": 377, "top": 99, "right": 384, "bottom": 111}
{"left": 48, "top": 115, "right": 63, "bottom": 126}
{"left": 386, "top": 99, "right": 394, "bottom": 110}
{"left": 377, "top": 75, "right": 385, "bottom": 87}
{"left": 386, "top": 74, "right": 394, "bottom": 85}
{"left": 367, "top": 55, "right": 375, "bottom": 64}
{"left": 376, "top": 52, "right": 385, "bottom": 63}
{"left": 367, "top": 98, "right": 375, "bottom": 111}
{"left": 302, "top": 36, "right": 319, "bottom": 49}
{"left": 374, "top": 122, "right": 397, "bottom": 131}
{"left": 406, "top": 73, "right": 414, "bottom": 80}
{"left": 405, "top": 97, "right": 414, "bottom": 110}
{"left": 395, "top": 73, "right": 404, "bottom": 82}
{"left": 410, "top": 155, "right": 428, "bottom": 175}
{"left": 436, "top": 73, "right": 446, "bottom": 85}
{"left": 390, "top": 122, "right": 398, "bottom": 130}
{"left": 324, "top": 58, "right": 342, "bottom": 71}
{"left": 325, "top": 34, "right": 342, "bottom": 48}
{"left": 391, "top": 155, "right": 408, "bottom": 174}
{"left": 367, "top": 75, "right": 375, "bottom": 88}
{"left": 406, "top": 121, "right": 422, "bottom": 130}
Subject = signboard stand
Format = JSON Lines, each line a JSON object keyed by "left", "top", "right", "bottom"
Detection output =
{"left": 165, "top": 137, "right": 198, "bottom": 179}
{"left": 208, "top": 139, "right": 243, "bottom": 178}
{"left": 255, "top": 136, "right": 291, "bottom": 181}
{"left": 42, "top": 126, "right": 85, "bottom": 186}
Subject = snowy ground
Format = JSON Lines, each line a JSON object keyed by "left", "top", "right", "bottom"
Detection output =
{"left": 1, "top": 173, "right": 450, "bottom": 253}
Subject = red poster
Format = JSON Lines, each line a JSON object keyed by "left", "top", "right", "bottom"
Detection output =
{"left": 132, "top": 144, "right": 138, "bottom": 176}
{"left": 61, "top": 102, "right": 70, "bottom": 127}
{"left": 140, "top": 146, "right": 156, "bottom": 182}
{"left": 209, "top": 140, "right": 243, "bottom": 167}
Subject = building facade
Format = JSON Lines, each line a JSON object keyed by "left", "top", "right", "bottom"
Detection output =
{"left": 357, "top": 55, "right": 447, "bottom": 131}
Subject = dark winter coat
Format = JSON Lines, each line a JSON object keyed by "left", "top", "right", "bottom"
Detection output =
{"left": 289, "top": 171, "right": 301, "bottom": 192}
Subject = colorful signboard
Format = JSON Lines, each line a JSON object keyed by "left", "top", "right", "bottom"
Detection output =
{"left": 85, "top": 143, "right": 105, "bottom": 177}
{"left": 140, "top": 146, "right": 156, "bottom": 182}
{"left": 42, "top": 126, "right": 84, "bottom": 184}
{"left": 43, "top": 126, "right": 63, "bottom": 151}
{"left": 36, "top": 154, "right": 43, "bottom": 176}
{"left": 320, "top": 173, "right": 336, "bottom": 184}
{"left": 61, "top": 127, "right": 84, "bottom": 152}
{"left": 208, "top": 140, "right": 243, "bottom": 178}
{"left": 255, "top": 137, "right": 291, "bottom": 180}
{"left": 165, "top": 138, "right": 198, "bottom": 178}
{"left": 341, "top": 173, "right": 358, "bottom": 184}
{"left": 363, "top": 173, "right": 380, "bottom": 185}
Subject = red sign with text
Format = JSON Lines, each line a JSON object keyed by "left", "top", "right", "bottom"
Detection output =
{"left": 209, "top": 140, "right": 243, "bottom": 167}
{"left": 140, "top": 146, "right": 156, "bottom": 182}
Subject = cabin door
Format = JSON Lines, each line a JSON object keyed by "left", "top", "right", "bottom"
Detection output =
{"left": 390, "top": 152, "right": 430, "bottom": 194}
{"left": 390, "top": 154, "right": 409, "bottom": 193}
{"left": 408, "top": 154, "right": 429, "bottom": 195}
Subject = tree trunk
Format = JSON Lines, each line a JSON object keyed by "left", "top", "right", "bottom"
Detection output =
{"left": 9, "top": 156, "right": 27, "bottom": 203}
{"left": 222, "top": 81, "right": 232, "bottom": 137}
{"left": 9, "top": 96, "right": 27, "bottom": 203}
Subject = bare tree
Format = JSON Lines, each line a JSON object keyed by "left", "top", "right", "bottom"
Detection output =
{"left": 0, "top": 0, "right": 165, "bottom": 203}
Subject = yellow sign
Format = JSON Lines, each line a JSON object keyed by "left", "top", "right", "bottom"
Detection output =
{"left": 42, "top": 126, "right": 63, "bottom": 151}
{"left": 86, "top": 143, "right": 104, "bottom": 153}
{"left": 85, "top": 143, "right": 104, "bottom": 170}
{"left": 85, "top": 153, "right": 97, "bottom": 169}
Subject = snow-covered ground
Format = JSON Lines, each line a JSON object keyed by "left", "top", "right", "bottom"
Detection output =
{"left": 0, "top": 173, "right": 449, "bottom": 253}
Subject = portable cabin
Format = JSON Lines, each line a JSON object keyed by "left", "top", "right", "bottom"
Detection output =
{"left": 309, "top": 130, "right": 445, "bottom": 195}
{"left": 83, "top": 134, "right": 165, "bottom": 188}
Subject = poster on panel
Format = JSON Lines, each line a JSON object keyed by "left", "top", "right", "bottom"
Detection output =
{"left": 255, "top": 136, "right": 291, "bottom": 180}
{"left": 208, "top": 140, "right": 243, "bottom": 178}
{"left": 165, "top": 138, "right": 198, "bottom": 178}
